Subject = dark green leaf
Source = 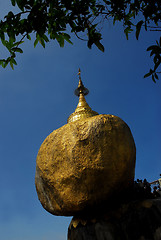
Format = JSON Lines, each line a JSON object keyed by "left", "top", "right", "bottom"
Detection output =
{"left": 34, "top": 38, "right": 39, "bottom": 48}
{"left": 43, "top": 34, "right": 49, "bottom": 43}
{"left": 144, "top": 72, "right": 152, "bottom": 78}
{"left": 11, "top": 58, "right": 17, "bottom": 65}
{"left": 1, "top": 40, "right": 12, "bottom": 50}
{"left": 136, "top": 20, "right": 143, "bottom": 40}
{"left": 150, "top": 50, "right": 154, "bottom": 57}
{"left": 11, "top": 0, "right": 16, "bottom": 6}
{"left": 154, "top": 53, "right": 161, "bottom": 63}
{"left": 9, "top": 57, "right": 17, "bottom": 69}
{"left": 56, "top": 34, "right": 64, "bottom": 47}
{"left": 1, "top": 62, "right": 5, "bottom": 68}
{"left": 4, "top": 60, "right": 9, "bottom": 68}
{"left": 10, "top": 61, "right": 14, "bottom": 70}
{"left": 27, "top": 34, "right": 31, "bottom": 40}
{"left": 145, "top": 21, "right": 147, "bottom": 31}
{"left": 147, "top": 45, "right": 159, "bottom": 52}
{"left": 152, "top": 74, "right": 156, "bottom": 83}
{"left": 0, "top": 31, "right": 5, "bottom": 41}
{"left": 155, "top": 73, "right": 159, "bottom": 80}
{"left": 62, "top": 33, "right": 73, "bottom": 44}
{"left": 1, "top": 39, "right": 8, "bottom": 47}
{"left": 124, "top": 27, "right": 133, "bottom": 40}
{"left": 87, "top": 39, "right": 93, "bottom": 49}
{"left": 39, "top": 38, "right": 45, "bottom": 48}
{"left": 95, "top": 41, "right": 104, "bottom": 52}
{"left": 154, "top": 61, "right": 160, "bottom": 71}
{"left": 0, "top": 60, "right": 5, "bottom": 67}
{"left": 11, "top": 47, "right": 23, "bottom": 53}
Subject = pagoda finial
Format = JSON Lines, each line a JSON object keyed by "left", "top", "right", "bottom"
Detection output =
{"left": 74, "top": 68, "right": 89, "bottom": 97}
{"left": 78, "top": 68, "right": 81, "bottom": 80}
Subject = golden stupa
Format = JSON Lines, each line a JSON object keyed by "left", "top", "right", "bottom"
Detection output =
{"left": 35, "top": 70, "right": 136, "bottom": 216}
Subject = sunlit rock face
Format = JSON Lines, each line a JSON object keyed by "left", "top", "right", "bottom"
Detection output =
{"left": 35, "top": 114, "right": 136, "bottom": 216}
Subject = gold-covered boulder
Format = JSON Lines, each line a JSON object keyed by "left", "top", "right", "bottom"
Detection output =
{"left": 35, "top": 72, "right": 136, "bottom": 216}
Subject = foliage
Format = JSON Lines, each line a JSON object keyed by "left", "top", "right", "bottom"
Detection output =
{"left": 132, "top": 179, "right": 161, "bottom": 200}
{"left": 0, "top": 0, "right": 161, "bottom": 81}
{"left": 144, "top": 38, "right": 161, "bottom": 83}
{"left": 121, "top": 178, "right": 161, "bottom": 204}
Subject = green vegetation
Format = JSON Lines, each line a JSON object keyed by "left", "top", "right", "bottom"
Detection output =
{"left": 0, "top": 0, "right": 161, "bottom": 82}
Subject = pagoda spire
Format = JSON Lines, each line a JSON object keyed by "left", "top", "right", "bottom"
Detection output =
{"left": 67, "top": 69, "right": 98, "bottom": 123}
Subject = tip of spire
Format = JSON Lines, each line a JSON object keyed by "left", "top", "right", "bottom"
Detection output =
{"left": 74, "top": 68, "right": 89, "bottom": 96}
{"left": 78, "top": 68, "right": 81, "bottom": 80}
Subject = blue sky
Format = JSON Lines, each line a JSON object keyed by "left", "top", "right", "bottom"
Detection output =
{"left": 0, "top": 1, "right": 161, "bottom": 240}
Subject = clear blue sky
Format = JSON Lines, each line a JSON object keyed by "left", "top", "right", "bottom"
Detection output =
{"left": 0, "top": 1, "right": 161, "bottom": 240}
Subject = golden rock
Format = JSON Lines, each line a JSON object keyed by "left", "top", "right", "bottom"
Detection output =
{"left": 35, "top": 71, "right": 136, "bottom": 216}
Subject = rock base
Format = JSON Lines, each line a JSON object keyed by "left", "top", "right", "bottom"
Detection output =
{"left": 68, "top": 198, "right": 161, "bottom": 240}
